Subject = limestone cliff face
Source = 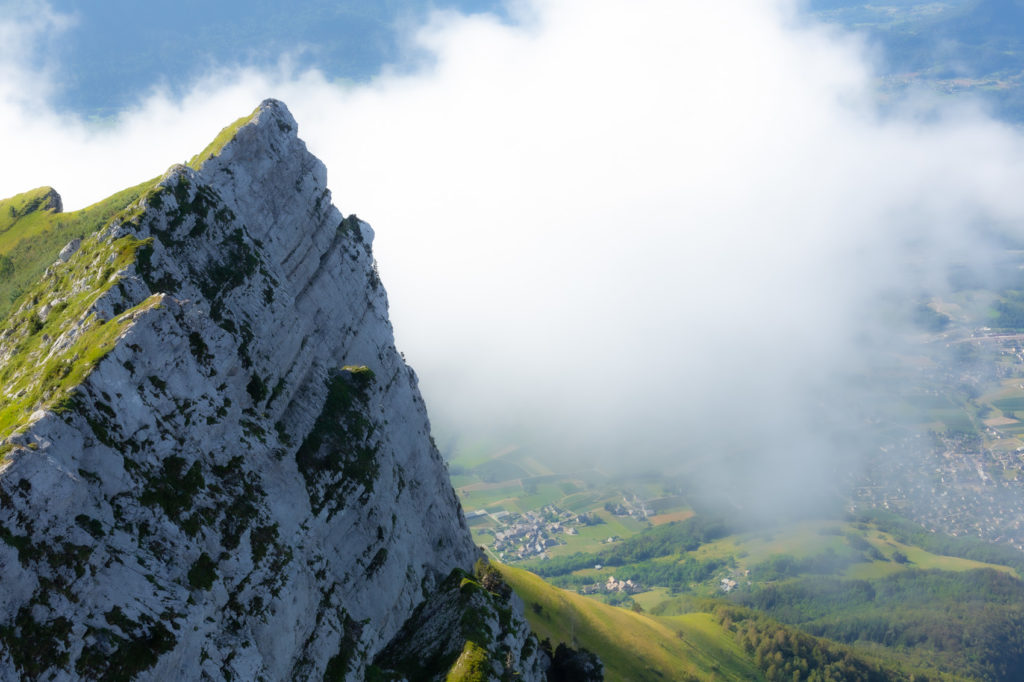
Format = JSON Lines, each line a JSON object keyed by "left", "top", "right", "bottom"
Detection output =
{"left": 0, "top": 100, "right": 529, "bottom": 680}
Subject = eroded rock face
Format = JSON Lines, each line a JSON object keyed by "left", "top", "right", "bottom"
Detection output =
{"left": 374, "top": 564, "right": 550, "bottom": 682}
{"left": 0, "top": 100, "right": 481, "bottom": 680}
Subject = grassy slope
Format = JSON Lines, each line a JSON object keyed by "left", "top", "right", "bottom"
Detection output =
{"left": 0, "top": 102, "right": 272, "bottom": 451}
{"left": 187, "top": 107, "right": 259, "bottom": 170}
{"left": 500, "top": 564, "right": 763, "bottom": 682}
{"left": 0, "top": 107, "right": 265, "bottom": 449}
{"left": 509, "top": 511, "right": 1022, "bottom": 679}
{"left": 0, "top": 221, "right": 161, "bottom": 444}
{"left": 691, "top": 519, "right": 1017, "bottom": 582}
{"left": 505, "top": 561, "right": 965, "bottom": 682}
{"left": 0, "top": 187, "right": 59, "bottom": 235}
{"left": 0, "top": 180, "right": 154, "bottom": 321}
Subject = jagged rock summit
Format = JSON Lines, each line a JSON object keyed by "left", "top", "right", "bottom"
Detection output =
{"left": 0, "top": 100, "right": 546, "bottom": 680}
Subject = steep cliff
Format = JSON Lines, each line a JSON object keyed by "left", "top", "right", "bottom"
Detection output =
{"left": 0, "top": 100, "right": 545, "bottom": 680}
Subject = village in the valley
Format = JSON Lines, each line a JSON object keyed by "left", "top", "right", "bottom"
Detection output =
{"left": 852, "top": 428, "right": 1024, "bottom": 551}
{"left": 850, "top": 332, "right": 1024, "bottom": 552}
{"left": 450, "top": 323, "right": 1024, "bottom": 607}
{"left": 465, "top": 505, "right": 571, "bottom": 561}
{"left": 468, "top": 502, "right": 634, "bottom": 562}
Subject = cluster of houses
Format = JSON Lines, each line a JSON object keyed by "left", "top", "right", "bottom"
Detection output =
{"left": 839, "top": 331, "right": 1024, "bottom": 551}
{"left": 474, "top": 505, "right": 593, "bottom": 561}
{"left": 579, "top": 575, "right": 644, "bottom": 595}
{"left": 468, "top": 491, "right": 690, "bottom": 562}
{"left": 852, "top": 416, "right": 1024, "bottom": 551}
{"left": 604, "top": 495, "right": 654, "bottom": 521}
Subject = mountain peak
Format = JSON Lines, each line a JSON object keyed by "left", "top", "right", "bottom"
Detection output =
{"left": 254, "top": 97, "right": 296, "bottom": 128}
{"left": 0, "top": 102, "right": 544, "bottom": 680}
{"left": 186, "top": 98, "right": 298, "bottom": 172}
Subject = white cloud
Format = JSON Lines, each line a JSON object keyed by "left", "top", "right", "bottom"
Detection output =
{"left": 4, "top": 0, "right": 1024, "bottom": 515}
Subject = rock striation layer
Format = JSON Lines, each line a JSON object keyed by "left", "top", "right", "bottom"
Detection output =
{"left": 0, "top": 100, "right": 545, "bottom": 680}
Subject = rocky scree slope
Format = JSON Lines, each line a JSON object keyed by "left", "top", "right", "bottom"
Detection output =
{"left": 0, "top": 99, "right": 544, "bottom": 680}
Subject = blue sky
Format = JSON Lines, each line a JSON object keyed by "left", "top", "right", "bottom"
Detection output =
{"left": 41, "top": 1, "right": 506, "bottom": 116}
{"left": 35, "top": 0, "right": 1024, "bottom": 123}
{"left": 5, "top": 0, "right": 1024, "bottom": 511}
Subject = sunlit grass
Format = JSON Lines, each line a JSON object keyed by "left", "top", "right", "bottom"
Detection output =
{"left": 0, "top": 226, "right": 159, "bottom": 445}
{"left": 501, "top": 563, "right": 763, "bottom": 682}
{"left": 187, "top": 108, "right": 259, "bottom": 169}
{"left": 512, "top": 483, "right": 570, "bottom": 512}
{"left": 845, "top": 528, "right": 1018, "bottom": 579}
{"left": 689, "top": 519, "right": 1018, "bottom": 581}
{"left": 693, "top": 520, "right": 845, "bottom": 566}
{"left": 0, "top": 180, "right": 154, "bottom": 321}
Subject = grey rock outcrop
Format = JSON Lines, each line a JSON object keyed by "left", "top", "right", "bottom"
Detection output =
{"left": 374, "top": 564, "right": 550, "bottom": 681}
{"left": 56, "top": 238, "right": 80, "bottom": 262}
{"left": 40, "top": 187, "right": 62, "bottom": 215}
{"left": 0, "top": 100, "right": 546, "bottom": 680}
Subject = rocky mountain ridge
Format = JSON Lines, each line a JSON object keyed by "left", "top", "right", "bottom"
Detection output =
{"left": 0, "top": 100, "right": 549, "bottom": 680}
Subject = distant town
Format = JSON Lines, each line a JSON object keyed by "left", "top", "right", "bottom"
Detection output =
{"left": 852, "top": 334, "right": 1024, "bottom": 552}
{"left": 467, "top": 495, "right": 662, "bottom": 562}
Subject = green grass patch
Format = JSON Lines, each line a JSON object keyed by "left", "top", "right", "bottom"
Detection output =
{"left": 559, "top": 491, "right": 601, "bottom": 513}
{"left": 0, "top": 217, "right": 162, "bottom": 446}
{"left": 511, "top": 483, "right": 566, "bottom": 512}
{"left": 444, "top": 640, "right": 490, "bottom": 682}
{"left": 448, "top": 474, "right": 476, "bottom": 488}
{"left": 691, "top": 519, "right": 1017, "bottom": 583}
{"left": 0, "top": 179, "right": 154, "bottom": 321}
{"left": 187, "top": 107, "right": 260, "bottom": 170}
{"left": 519, "top": 456, "right": 555, "bottom": 477}
{"left": 469, "top": 528, "right": 496, "bottom": 549}
{"left": 546, "top": 524, "right": 625, "bottom": 557}
{"left": 994, "top": 396, "right": 1024, "bottom": 412}
{"left": 502, "top": 563, "right": 762, "bottom": 682}
{"left": 0, "top": 187, "right": 61, "bottom": 234}
{"left": 447, "top": 446, "right": 498, "bottom": 471}
{"left": 693, "top": 520, "right": 843, "bottom": 567}
{"left": 631, "top": 587, "right": 673, "bottom": 612}
{"left": 927, "top": 408, "right": 975, "bottom": 433}
{"left": 542, "top": 511, "right": 651, "bottom": 558}
{"left": 456, "top": 483, "right": 523, "bottom": 511}
{"left": 471, "top": 457, "right": 528, "bottom": 483}
{"left": 859, "top": 529, "right": 999, "bottom": 576}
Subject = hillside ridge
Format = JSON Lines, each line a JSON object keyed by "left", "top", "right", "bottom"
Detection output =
{"left": 0, "top": 99, "right": 547, "bottom": 680}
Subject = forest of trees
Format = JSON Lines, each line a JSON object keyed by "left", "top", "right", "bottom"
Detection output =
{"left": 732, "top": 568, "right": 1024, "bottom": 681}
{"left": 521, "top": 507, "right": 1024, "bottom": 679}
{"left": 710, "top": 604, "right": 943, "bottom": 682}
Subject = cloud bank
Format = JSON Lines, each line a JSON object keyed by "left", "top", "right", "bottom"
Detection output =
{"left": 4, "top": 0, "right": 1024, "bottom": 515}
